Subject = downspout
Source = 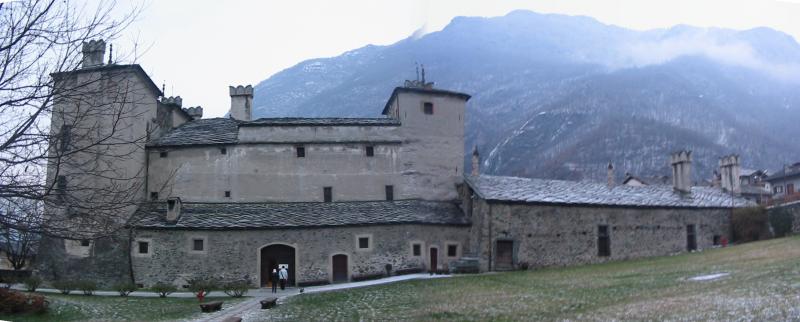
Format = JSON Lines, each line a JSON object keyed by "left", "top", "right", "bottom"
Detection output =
{"left": 488, "top": 203, "right": 493, "bottom": 272}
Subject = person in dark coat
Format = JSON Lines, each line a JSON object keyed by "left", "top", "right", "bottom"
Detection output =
{"left": 271, "top": 269, "right": 279, "bottom": 293}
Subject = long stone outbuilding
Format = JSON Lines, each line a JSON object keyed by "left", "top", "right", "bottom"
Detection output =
{"left": 37, "top": 40, "right": 752, "bottom": 288}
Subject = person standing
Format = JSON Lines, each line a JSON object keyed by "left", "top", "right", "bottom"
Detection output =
{"left": 279, "top": 266, "right": 288, "bottom": 290}
{"left": 271, "top": 268, "right": 279, "bottom": 293}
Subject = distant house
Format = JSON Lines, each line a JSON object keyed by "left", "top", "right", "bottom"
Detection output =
{"left": 766, "top": 163, "right": 800, "bottom": 203}
{"left": 738, "top": 169, "right": 771, "bottom": 204}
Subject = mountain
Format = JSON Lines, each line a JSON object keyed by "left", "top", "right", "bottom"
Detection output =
{"left": 251, "top": 10, "right": 800, "bottom": 182}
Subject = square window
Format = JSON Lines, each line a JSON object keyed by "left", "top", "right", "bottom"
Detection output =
{"left": 423, "top": 102, "right": 434, "bottom": 115}
{"left": 385, "top": 185, "right": 394, "bottom": 201}
{"left": 296, "top": 146, "right": 305, "bottom": 158}
{"left": 365, "top": 146, "right": 374, "bottom": 157}
{"left": 447, "top": 244, "right": 458, "bottom": 257}
{"left": 192, "top": 239, "right": 204, "bottom": 251}
{"left": 358, "top": 237, "right": 370, "bottom": 249}
{"left": 80, "top": 239, "right": 90, "bottom": 247}
{"left": 138, "top": 241, "right": 149, "bottom": 254}
{"left": 150, "top": 192, "right": 159, "bottom": 201}
{"left": 412, "top": 243, "right": 421, "bottom": 256}
{"left": 159, "top": 151, "right": 168, "bottom": 158}
{"left": 225, "top": 191, "right": 231, "bottom": 198}
{"left": 324, "top": 187, "right": 332, "bottom": 202}
{"left": 220, "top": 148, "right": 227, "bottom": 155}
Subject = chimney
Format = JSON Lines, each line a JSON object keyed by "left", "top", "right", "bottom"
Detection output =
{"left": 719, "top": 154, "right": 741, "bottom": 194}
{"left": 165, "top": 197, "right": 182, "bottom": 224}
{"left": 183, "top": 106, "right": 203, "bottom": 119}
{"left": 229, "top": 85, "right": 253, "bottom": 121}
{"left": 81, "top": 39, "right": 106, "bottom": 68}
{"left": 607, "top": 162, "right": 615, "bottom": 188}
{"left": 670, "top": 150, "right": 692, "bottom": 193}
{"left": 471, "top": 146, "right": 480, "bottom": 176}
{"left": 160, "top": 96, "right": 182, "bottom": 108}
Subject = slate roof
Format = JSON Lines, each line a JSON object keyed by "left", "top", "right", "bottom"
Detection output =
{"left": 131, "top": 200, "right": 469, "bottom": 230}
{"left": 242, "top": 117, "right": 400, "bottom": 127}
{"left": 465, "top": 175, "right": 753, "bottom": 208}
{"left": 147, "top": 117, "right": 401, "bottom": 147}
{"left": 147, "top": 118, "right": 240, "bottom": 147}
{"left": 766, "top": 164, "right": 800, "bottom": 182}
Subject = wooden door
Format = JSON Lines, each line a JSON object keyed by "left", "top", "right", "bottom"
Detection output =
{"left": 788, "top": 183, "right": 795, "bottom": 195}
{"left": 495, "top": 240, "right": 513, "bottom": 270}
{"left": 429, "top": 248, "right": 438, "bottom": 272}
{"left": 332, "top": 254, "right": 348, "bottom": 283}
{"left": 687, "top": 225, "right": 697, "bottom": 251}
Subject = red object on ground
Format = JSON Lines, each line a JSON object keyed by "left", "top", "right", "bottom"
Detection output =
{"left": 721, "top": 237, "right": 728, "bottom": 247}
{"left": 197, "top": 290, "right": 205, "bottom": 302}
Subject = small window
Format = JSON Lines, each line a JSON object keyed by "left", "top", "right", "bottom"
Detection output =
{"left": 423, "top": 102, "right": 434, "bottom": 115}
{"left": 323, "top": 187, "right": 332, "bottom": 202}
{"left": 220, "top": 148, "right": 227, "bottom": 155}
{"left": 598, "top": 225, "right": 610, "bottom": 257}
{"left": 167, "top": 199, "right": 176, "bottom": 211}
{"left": 192, "top": 239, "right": 204, "bottom": 251}
{"left": 56, "top": 175, "right": 67, "bottom": 197}
{"left": 365, "top": 146, "right": 374, "bottom": 157}
{"left": 224, "top": 191, "right": 231, "bottom": 198}
{"left": 80, "top": 239, "right": 91, "bottom": 247}
{"left": 150, "top": 192, "right": 159, "bottom": 201}
{"left": 385, "top": 185, "right": 394, "bottom": 201}
{"left": 358, "top": 237, "right": 370, "bottom": 249}
{"left": 447, "top": 244, "right": 458, "bottom": 257}
{"left": 296, "top": 146, "right": 305, "bottom": 158}
{"left": 59, "top": 125, "right": 72, "bottom": 152}
{"left": 412, "top": 243, "right": 421, "bottom": 256}
{"left": 159, "top": 151, "right": 168, "bottom": 158}
{"left": 138, "top": 241, "right": 149, "bottom": 254}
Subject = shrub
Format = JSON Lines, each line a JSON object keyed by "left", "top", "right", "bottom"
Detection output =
{"left": 113, "top": 282, "right": 138, "bottom": 297}
{"left": 0, "top": 288, "right": 48, "bottom": 314}
{"left": 22, "top": 276, "right": 42, "bottom": 292}
{"left": 52, "top": 280, "right": 76, "bottom": 295}
{"left": 0, "top": 276, "right": 17, "bottom": 289}
{"left": 732, "top": 207, "right": 771, "bottom": 242}
{"left": 769, "top": 208, "right": 794, "bottom": 238}
{"left": 518, "top": 261, "right": 530, "bottom": 270}
{"left": 151, "top": 282, "right": 177, "bottom": 298}
{"left": 223, "top": 280, "right": 249, "bottom": 298}
{"left": 76, "top": 280, "right": 97, "bottom": 296}
{"left": 186, "top": 277, "right": 219, "bottom": 298}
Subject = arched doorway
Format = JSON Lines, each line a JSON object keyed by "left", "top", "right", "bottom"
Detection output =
{"left": 332, "top": 254, "right": 348, "bottom": 283}
{"left": 260, "top": 244, "right": 296, "bottom": 287}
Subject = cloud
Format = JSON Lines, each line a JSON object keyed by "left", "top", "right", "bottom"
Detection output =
{"left": 620, "top": 30, "right": 800, "bottom": 82}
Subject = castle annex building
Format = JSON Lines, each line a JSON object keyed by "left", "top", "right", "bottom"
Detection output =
{"left": 38, "top": 41, "right": 752, "bottom": 287}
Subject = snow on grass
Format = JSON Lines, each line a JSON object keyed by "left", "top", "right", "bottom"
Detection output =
{"left": 688, "top": 272, "right": 730, "bottom": 281}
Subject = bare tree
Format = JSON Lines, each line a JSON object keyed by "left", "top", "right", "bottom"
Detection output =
{"left": 0, "top": 198, "right": 41, "bottom": 270}
{"left": 0, "top": 0, "right": 149, "bottom": 238}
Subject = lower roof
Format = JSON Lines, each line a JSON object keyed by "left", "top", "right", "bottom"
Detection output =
{"left": 466, "top": 175, "right": 753, "bottom": 209}
{"left": 131, "top": 199, "right": 469, "bottom": 230}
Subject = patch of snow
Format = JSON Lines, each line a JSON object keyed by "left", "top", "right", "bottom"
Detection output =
{"left": 688, "top": 272, "right": 730, "bottom": 281}
{"left": 303, "top": 273, "right": 450, "bottom": 294}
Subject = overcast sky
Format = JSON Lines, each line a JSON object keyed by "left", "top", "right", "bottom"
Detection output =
{"left": 113, "top": 0, "right": 800, "bottom": 118}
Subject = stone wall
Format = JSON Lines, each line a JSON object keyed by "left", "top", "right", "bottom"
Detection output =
{"left": 467, "top": 197, "right": 731, "bottom": 271}
{"left": 131, "top": 224, "right": 469, "bottom": 288}
{"left": 35, "top": 234, "right": 133, "bottom": 287}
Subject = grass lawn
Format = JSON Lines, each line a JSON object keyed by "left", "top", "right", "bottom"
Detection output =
{"left": 251, "top": 236, "right": 800, "bottom": 321}
{"left": 0, "top": 294, "right": 248, "bottom": 322}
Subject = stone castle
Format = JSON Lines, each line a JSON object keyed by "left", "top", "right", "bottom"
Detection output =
{"left": 37, "top": 40, "right": 752, "bottom": 287}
